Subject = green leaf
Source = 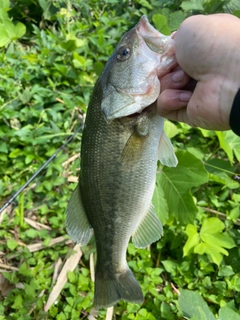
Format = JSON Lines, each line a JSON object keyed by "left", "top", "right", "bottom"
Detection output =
{"left": 216, "top": 131, "right": 233, "bottom": 164}
{"left": 219, "top": 307, "right": 240, "bottom": 320}
{"left": 200, "top": 218, "right": 235, "bottom": 249}
{"left": 160, "top": 302, "right": 175, "bottom": 320}
{"left": 93, "top": 61, "right": 104, "bottom": 76}
{"left": 181, "top": 0, "right": 204, "bottom": 11}
{"left": 0, "top": 142, "right": 8, "bottom": 153}
{"left": 162, "top": 260, "right": 177, "bottom": 276}
{"left": 14, "top": 22, "right": 26, "bottom": 39}
{"left": 157, "top": 151, "right": 208, "bottom": 224}
{"left": 200, "top": 217, "right": 224, "bottom": 234}
{"left": 224, "top": 130, "right": 240, "bottom": 162}
{"left": 60, "top": 39, "right": 77, "bottom": 52}
{"left": 2, "top": 20, "right": 17, "bottom": 39}
{"left": 0, "top": 25, "right": 9, "bottom": 47}
{"left": 188, "top": 218, "right": 237, "bottom": 264}
{"left": 194, "top": 242, "right": 227, "bottom": 265}
{"left": 179, "top": 289, "right": 215, "bottom": 320}
{"left": 233, "top": 10, "right": 240, "bottom": 18}
{"left": 218, "top": 265, "right": 235, "bottom": 277}
{"left": 168, "top": 11, "right": 186, "bottom": 31}
{"left": 1, "top": 0, "right": 10, "bottom": 9}
{"left": 152, "top": 14, "right": 171, "bottom": 35}
{"left": 205, "top": 159, "right": 238, "bottom": 189}
{"left": 183, "top": 224, "right": 200, "bottom": 256}
{"left": 164, "top": 120, "right": 179, "bottom": 139}
{"left": 12, "top": 294, "right": 23, "bottom": 309}
{"left": 7, "top": 239, "right": 18, "bottom": 250}
{"left": 200, "top": 233, "right": 235, "bottom": 250}
{"left": 19, "top": 262, "right": 34, "bottom": 277}
{"left": 138, "top": 0, "right": 153, "bottom": 9}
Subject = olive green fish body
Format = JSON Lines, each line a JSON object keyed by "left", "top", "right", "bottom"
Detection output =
{"left": 66, "top": 15, "right": 178, "bottom": 309}
{"left": 80, "top": 88, "right": 165, "bottom": 305}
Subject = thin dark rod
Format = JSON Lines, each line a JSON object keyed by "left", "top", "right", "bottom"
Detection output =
{"left": 0, "top": 124, "right": 84, "bottom": 214}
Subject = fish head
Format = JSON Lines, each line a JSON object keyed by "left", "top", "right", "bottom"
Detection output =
{"left": 100, "top": 15, "right": 177, "bottom": 122}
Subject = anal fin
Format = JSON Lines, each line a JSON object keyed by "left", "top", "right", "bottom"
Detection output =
{"left": 66, "top": 183, "right": 93, "bottom": 245}
{"left": 132, "top": 205, "right": 163, "bottom": 248}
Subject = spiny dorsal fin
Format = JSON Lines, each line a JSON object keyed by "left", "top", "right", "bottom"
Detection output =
{"left": 132, "top": 205, "right": 163, "bottom": 248}
{"left": 66, "top": 183, "right": 93, "bottom": 245}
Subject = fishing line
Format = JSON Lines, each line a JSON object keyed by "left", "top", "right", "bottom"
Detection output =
{"left": 0, "top": 124, "right": 84, "bottom": 214}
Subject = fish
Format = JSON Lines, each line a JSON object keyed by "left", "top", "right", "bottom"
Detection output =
{"left": 66, "top": 15, "right": 178, "bottom": 309}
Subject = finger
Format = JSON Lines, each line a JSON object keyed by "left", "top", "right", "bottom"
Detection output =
{"left": 160, "top": 107, "right": 191, "bottom": 125}
{"left": 156, "top": 89, "right": 192, "bottom": 117}
{"left": 160, "top": 69, "right": 191, "bottom": 92}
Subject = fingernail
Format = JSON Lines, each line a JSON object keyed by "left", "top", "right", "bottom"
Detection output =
{"left": 172, "top": 70, "right": 184, "bottom": 83}
{"left": 179, "top": 92, "right": 192, "bottom": 102}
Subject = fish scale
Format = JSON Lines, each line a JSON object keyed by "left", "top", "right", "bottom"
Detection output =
{"left": 66, "top": 15, "right": 178, "bottom": 309}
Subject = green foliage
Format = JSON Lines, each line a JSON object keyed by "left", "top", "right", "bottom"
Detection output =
{"left": 179, "top": 289, "right": 240, "bottom": 319}
{"left": 154, "top": 150, "right": 208, "bottom": 224}
{"left": 0, "top": 0, "right": 240, "bottom": 319}
{"left": 0, "top": 0, "right": 26, "bottom": 47}
{"left": 179, "top": 289, "right": 216, "bottom": 320}
{"left": 184, "top": 218, "right": 235, "bottom": 265}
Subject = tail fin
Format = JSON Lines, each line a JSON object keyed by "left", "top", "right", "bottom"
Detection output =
{"left": 94, "top": 268, "right": 144, "bottom": 309}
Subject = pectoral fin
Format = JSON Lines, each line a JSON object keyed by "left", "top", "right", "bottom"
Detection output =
{"left": 132, "top": 205, "right": 163, "bottom": 248}
{"left": 121, "top": 116, "right": 149, "bottom": 167}
{"left": 121, "top": 132, "right": 147, "bottom": 168}
{"left": 158, "top": 132, "right": 178, "bottom": 167}
{"left": 66, "top": 183, "right": 93, "bottom": 245}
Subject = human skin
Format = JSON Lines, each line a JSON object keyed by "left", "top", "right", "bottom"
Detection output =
{"left": 157, "top": 14, "right": 240, "bottom": 131}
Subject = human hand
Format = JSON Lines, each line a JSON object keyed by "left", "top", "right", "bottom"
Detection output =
{"left": 157, "top": 14, "right": 240, "bottom": 131}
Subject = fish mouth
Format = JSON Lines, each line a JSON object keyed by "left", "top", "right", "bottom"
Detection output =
{"left": 136, "top": 16, "right": 170, "bottom": 54}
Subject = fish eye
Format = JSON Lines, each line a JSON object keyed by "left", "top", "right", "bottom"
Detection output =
{"left": 117, "top": 47, "right": 131, "bottom": 61}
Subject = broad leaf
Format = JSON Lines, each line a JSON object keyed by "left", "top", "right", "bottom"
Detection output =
{"left": 157, "top": 151, "right": 208, "bottom": 224}
{"left": 183, "top": 225, "right": 200, "bottom": 256}
{"left": 200, "top": 217, "right": 224, "bottom": 234}
{"left": 219, "top": 307, "right": 240, "bottom": 320}
{"left": 168, "top": 11, "right": 186, "bottom": 30}
{"left": 216, "top": 131, "right": 233, "bottom": 164}
{"left": 152, "top": 14, "right": 171, "bottom": 35}
{"left": 164, "top": 120, "right": 179, "bottom": 139}
{"left": 233, "top": 10, "right": 240, "bottom": 18}
{"left": 2, "top": 0, "right": 10, "bottom": 8}
{"left": 200, "top": 233, "right": 235, "bottom": 250}
{"left": 194, "top": 242, "right": 227, "bottom": 265}
{"left": 14, "top": 22, "right": 26, "bottom": 39}
{"left": 0, "top": 25, "right": 9, "bottom": 47}
{"left": 179, "top": 289, "right": 215, "bottom": 320}
{"left": 200, "top": 218, "right": 235, "bottom": 250}
{"left": 181, "top": 0, "right": 204, "bottom": 11}
{"left": 224, "top": 130, "right": 240, "bottom": 163}
{"left": 188, "top": 218, "right": 237, "bottom": 264}
{"left": 205, "top": 159, "right": 239, "bottom": 189}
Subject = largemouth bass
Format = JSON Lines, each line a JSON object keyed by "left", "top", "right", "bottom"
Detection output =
{"left": 66, "top": 16, "right": 178, "bottom": 309}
